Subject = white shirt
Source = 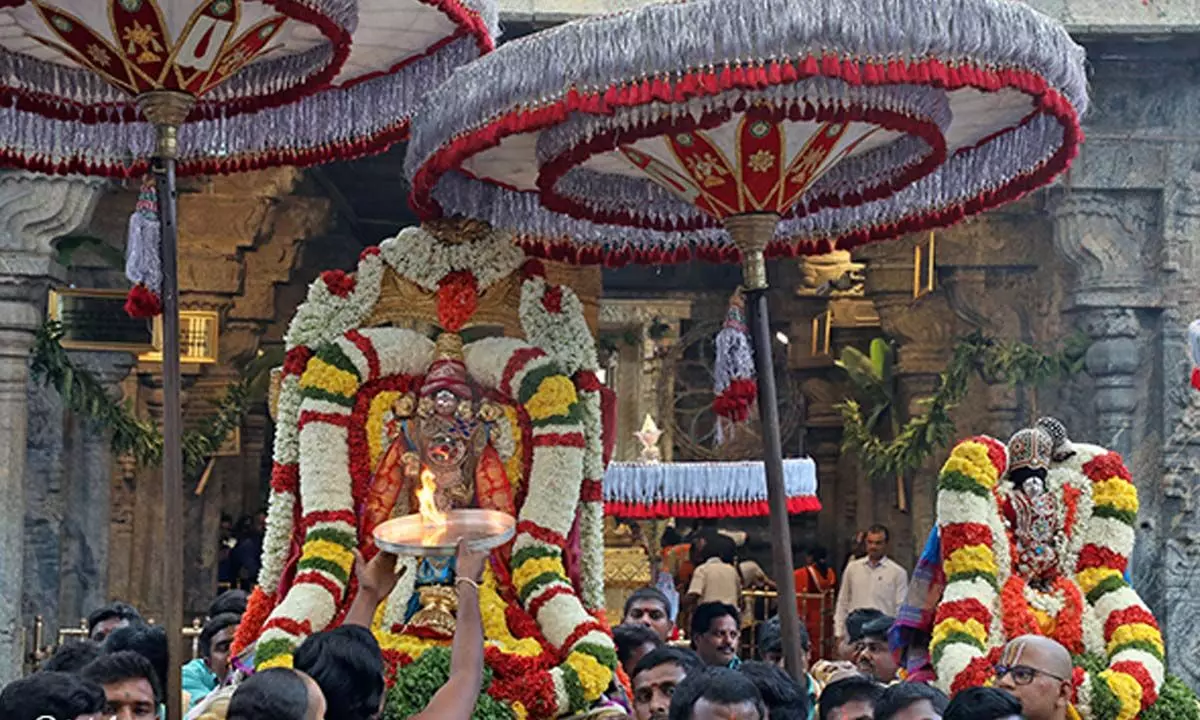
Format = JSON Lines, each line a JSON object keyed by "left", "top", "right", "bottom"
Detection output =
{"left": 833, "top": 555, "right": 908, "bottom": 638}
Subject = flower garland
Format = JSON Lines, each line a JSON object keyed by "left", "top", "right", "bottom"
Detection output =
{"left": 517, "top": 267, "right": 607, "bottom": 611}
{"left": 380, "top": 224, "right": 525, "bottom": 294}
{"left": 930, "top": 435, "right": 1008, "bottom": 696}
{"left": 1072, "top": 447, "right": 1165, "bottom": 720}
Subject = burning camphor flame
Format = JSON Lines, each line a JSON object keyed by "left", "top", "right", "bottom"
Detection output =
{"left": 416, "top": 468, "right": 448, "bottom": 546}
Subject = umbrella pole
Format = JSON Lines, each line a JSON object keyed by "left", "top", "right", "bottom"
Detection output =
{"left": 138, "top": 90, "right": 195, "bottom": 720}
{"left": 725, "top": 213, "right": 805, "bottom": 679}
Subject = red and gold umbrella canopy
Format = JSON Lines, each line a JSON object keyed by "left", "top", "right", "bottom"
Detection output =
{"left": 0, "top": 0, "right": 496, "bottom": 175}
{"left": 406, "top": 0, "right": 1088, "bottom": 679}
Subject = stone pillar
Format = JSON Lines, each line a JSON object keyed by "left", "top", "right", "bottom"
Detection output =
{"left": 856, "top": 239, "right": 961, "bottom": 564}
{"left": 0, "top": 171, "right": 104, "bottom": 682}
{"left": 59, "top": 351, "right": 136, "bottom": 628}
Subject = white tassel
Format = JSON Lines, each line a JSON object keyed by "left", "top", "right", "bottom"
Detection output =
{"left": 125, "top": 176, "right": 162, "bottom": 294}
{"left": 713, "top": 291, "right": 757, "bottom": 444}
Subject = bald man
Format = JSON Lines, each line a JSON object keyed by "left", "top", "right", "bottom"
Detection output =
{"left": 994, "top": 635, "right": 1073, "bottom": 720}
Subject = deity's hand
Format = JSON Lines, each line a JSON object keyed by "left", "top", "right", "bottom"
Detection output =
{"left": 455, "top": 539, "right": 488, "bottom": 583}
{"left": 352, "top": 548, "right": 403, "bottom": 604}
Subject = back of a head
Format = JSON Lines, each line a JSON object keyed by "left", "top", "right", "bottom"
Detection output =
{"left": 209, "top": 589, "right": 249, "bottom": 618}
{"left": 669, "top": 667, "right": 766, "bottom": 720}
{"left": 817, "top": 676, "right": 884, "bottom": 720}
{"left": 943, "top": 687, "right": 1023, "bottom": 720}
{"left": 81, "top": 650, "right": 163, "bottom": 703}
{"left": 227, "top": 668, "right": 310, "bottom": 720}
{"left": 874, "top": 682, "right": 949, "bottom": 720}
{"left": 42, "top": 639, "right": 103, "bottom": 674}
{"left": 845, "top": 608, "right": 886, "bottom": 643}
{"left": 103, "top": 622, "right": 168, "bottom": 695}
{"left": 757, "top": 616, "right": 809, "bottom": 659}
{"left": 87, "top": 601, "right": 143, "bottom": 634}
{"left": 614, "top": 623, "right": 663, "bottom": 666}
{"left": 293, "top": 625, "right": 382, "bottom": 720}
{"left": 0, "top": 671, "right": 106, "bottom": 720}
{"left": 690, "top": 601, "right": 739, "bottom": 638}
{"left": 738, "top": 660, "right": 809, "bottom": 720}
{"left": 632, "top": 646, "right": 704, "bottom": 682}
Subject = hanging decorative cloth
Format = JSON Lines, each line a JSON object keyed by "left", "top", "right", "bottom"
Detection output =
{"left": 713, "top": 290, "right": 756, "bottom": 442}
{"left": 124, "top": 176, "right": 163, "bottom": 318}
{"left": 1189, "top": 319, "right": 1200, "bottom": 391}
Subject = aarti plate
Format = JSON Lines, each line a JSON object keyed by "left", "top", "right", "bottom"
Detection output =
{"left": 373, "top": 509, "right": 515, "bottom": 557}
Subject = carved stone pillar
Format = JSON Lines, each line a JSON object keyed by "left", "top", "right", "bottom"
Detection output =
{"left": 856, "top": 239, "right": 961, "bottom": 564}
{"left": 0, "top": 171, "right": 104, "bottom": 682}
{"left": 59, "top": 351, "right": 135, "bottom": 628}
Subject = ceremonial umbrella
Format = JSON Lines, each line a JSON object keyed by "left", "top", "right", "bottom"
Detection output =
{"left": 405, "top": 0, "right": 1087, "bottom": 677}
{"left": 0, "top": 1, "right": 495, "bottom": 714}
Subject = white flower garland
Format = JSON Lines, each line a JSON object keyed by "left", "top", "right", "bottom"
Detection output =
{"left": 519, "top": 275, "right": 599, "bottom": 377}
{"left": 380, "top": 225, "right": 525, "bottom": 292}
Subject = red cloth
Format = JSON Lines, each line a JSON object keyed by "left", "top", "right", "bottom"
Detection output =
{"left": 794, "top": 564, "right": 837, "bottom": 660}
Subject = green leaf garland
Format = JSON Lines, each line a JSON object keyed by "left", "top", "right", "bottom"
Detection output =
{"left": 838, "top": 330, "right": 1088, "bottom": 484}
{"left": 384, "top": 646, "right": 514, "bottom": 720}
{"left": 29, "top": 321, "right": 262, "bottom": 478}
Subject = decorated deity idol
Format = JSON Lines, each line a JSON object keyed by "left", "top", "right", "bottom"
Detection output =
{"left": 236, "top": 223, "right": 619, "bottom": 718}
{"left": 924, "top": 418, "right": 1197, "bottom": 719}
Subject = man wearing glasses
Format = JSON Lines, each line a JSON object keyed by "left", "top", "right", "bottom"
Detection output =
{"left": 994, "top": 635, "right": 1074, "bottom": 720}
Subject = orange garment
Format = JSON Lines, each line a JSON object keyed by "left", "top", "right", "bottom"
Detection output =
{"left": 662, "top": 544, "right": 694, "bottom": 591}
{"left": 794, "top": 564, "right": 837, "bottom": 660}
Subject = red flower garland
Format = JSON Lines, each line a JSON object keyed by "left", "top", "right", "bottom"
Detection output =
{"left": 231, "top": 586, "right": 276, "bottom": 656}
{"left": 123, "top": 283, "right": 161, "bottom": 318}
{"left": 713, "top": 378, "right": 757, "bottom": 422}
{"left": 321, "top": 269, "right": 357, "bottom": 298}
{"left": 999, "top": 575, "right": 1084, "bottom": 654}
{"left": 436, "top": 270, "right": 480, "bottom": 332}
{"left": 951, "top": 655, "right": 996, "bottom": 695}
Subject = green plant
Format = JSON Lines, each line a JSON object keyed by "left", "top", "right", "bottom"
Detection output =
{"left": 839, "top": 331, "right": 1088, "bottom": 484}
{"left": 29, "top": 321, "right": 276, "bottom": 478}
{"left": 836, "top": 338, "right": 896, "bottom": 436}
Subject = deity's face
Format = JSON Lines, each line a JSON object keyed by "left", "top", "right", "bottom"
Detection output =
{"left": 433, "top": 389, "right": 460, "bottom": 417}
{"left": 1022, "top": 476, "right": 1046, "bottom": 497}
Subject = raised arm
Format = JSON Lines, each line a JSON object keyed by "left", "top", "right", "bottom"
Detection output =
{"left": 412, "top": 541, "right": 487, "bottom": 720}
{"left": 345, "top": 548, "right": 401, "bottom": 628}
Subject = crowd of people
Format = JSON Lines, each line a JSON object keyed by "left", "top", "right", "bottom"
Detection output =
{"left": 614, "top": 582, "right": 1072, "bottom": 720}
{"left": 0, "top": 540, "right": 488, "bottom": 720}
{"left": 1, "top": 519, "right": 1075, "bottom": 719}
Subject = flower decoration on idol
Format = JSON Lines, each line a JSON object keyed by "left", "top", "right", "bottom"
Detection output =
{"left": 712, "top": 290, "right": 757, "bottom": 443}
{"left": 1188, "top": 319, "right": 1200, "bottom": 391}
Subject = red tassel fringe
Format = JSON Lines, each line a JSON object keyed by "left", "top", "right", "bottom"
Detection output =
{"left": 606, "top": 496, "right": 822, "bottom": 520}
{"left": 713, "top": 378, "right": 758, "bottom": 423}
{"left": 1191, "top": 367, "right": 1200, "bottom": 391}
{"left": 124, "top": 283, "right": 161, "bottom": 318}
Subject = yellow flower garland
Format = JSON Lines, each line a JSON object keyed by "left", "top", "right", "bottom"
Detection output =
{"left": 944, "top": 544, "right": 998, "bottom": 578}
{"left": 944, "top": 441, "right": 1000, "bottom": 488}
{"left": 1100, "top": 670, "right": 1144, "bottom": 720}
{"left": 1092, "top": 478, "right": 1139, "bottom": 514}
{"left": 566, "top": 650, "right": 611, "bottom": 701}
{"left": 300, "top": 357, "right": 359, "bottom": 397}
{"left": 1077, "top": 567, "right": 1123, "bottom": 596}
{"left": 1105, "top": 624, "right": 1164, "bottom": 658}
{"left": 512, "top": 555, "right": 568, "bottom": 591}
{"left": 366, "top": 390, "right": 403, "bottom": 466}
{"left": 303, "top": 538, "right": 355, "bottom": 575}
{"left": 931, "top": 617, "right": 988, "bottom": 648}
{"left": 525, "top": 375, "right": 578, "bottom": 421}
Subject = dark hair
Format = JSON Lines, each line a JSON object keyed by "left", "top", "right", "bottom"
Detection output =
{"left": 41, "top": 639, "right": 103, "bottom": 674}
{"left": 293, "top": 625, "right": 382, "bottom": 720}
{"left": 668, "top": 667, "right": 765, "bottom": 720}
{"left": 0, "top": 671, "right": 106, "bottom": 720}
{"left": 632, "top": 646, "right": 704, "bottom": 682}
{"left": 624, "top": 587, "right": 671, "bottom": 619}
{"left": 81, "top": 650, "right": 163, "bottom": 704}
{"left": 702, "top": 534, "right": 737, "bottom": 564}
{"left": 227, "top": 668, "right": 312, "bottom": 720}
{"left": 860, "top": 614, "right": 895, "bottom": 642}
{"left": 86, "top": 601, "right": 142, "bottom": 635}
{"left": 209, "top": 589, "right": 249, "bottom": 618}
{"left": 943, "top": 687, "right": 1023, "bottom": 720}
{"left": 200, "top": 612, "right": 242, "bottom": 658}
{"left": 103, "top": 623, "right": 168, "bottom": 697}
{"left": 874, "top": 682, "right": 949, "bottom": 720}
{"left": 757, "top": 616, "right": 810, "bottom": 658}
{"left": 738, "top": 661, "right": 809, "bottom": 720}
{"left": 817, "top": 676, "right": 884, "bottom": 720}
{"left": 845, "top": 608, "right": 886, "bottom": 644}
{"left": 662, "top": 526, "right": 685, "bottom": 547}
{"left": 614, "top": 624, "right": 663, "bottom": 667}
{"left": 866, "top": 524, "right": 890, "bottom": 541}
{"left": 690, "top": 602, "right": 740, "bottom": 639}
{"left": 808, "top": 546, "right": 830, "bottom": 574}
